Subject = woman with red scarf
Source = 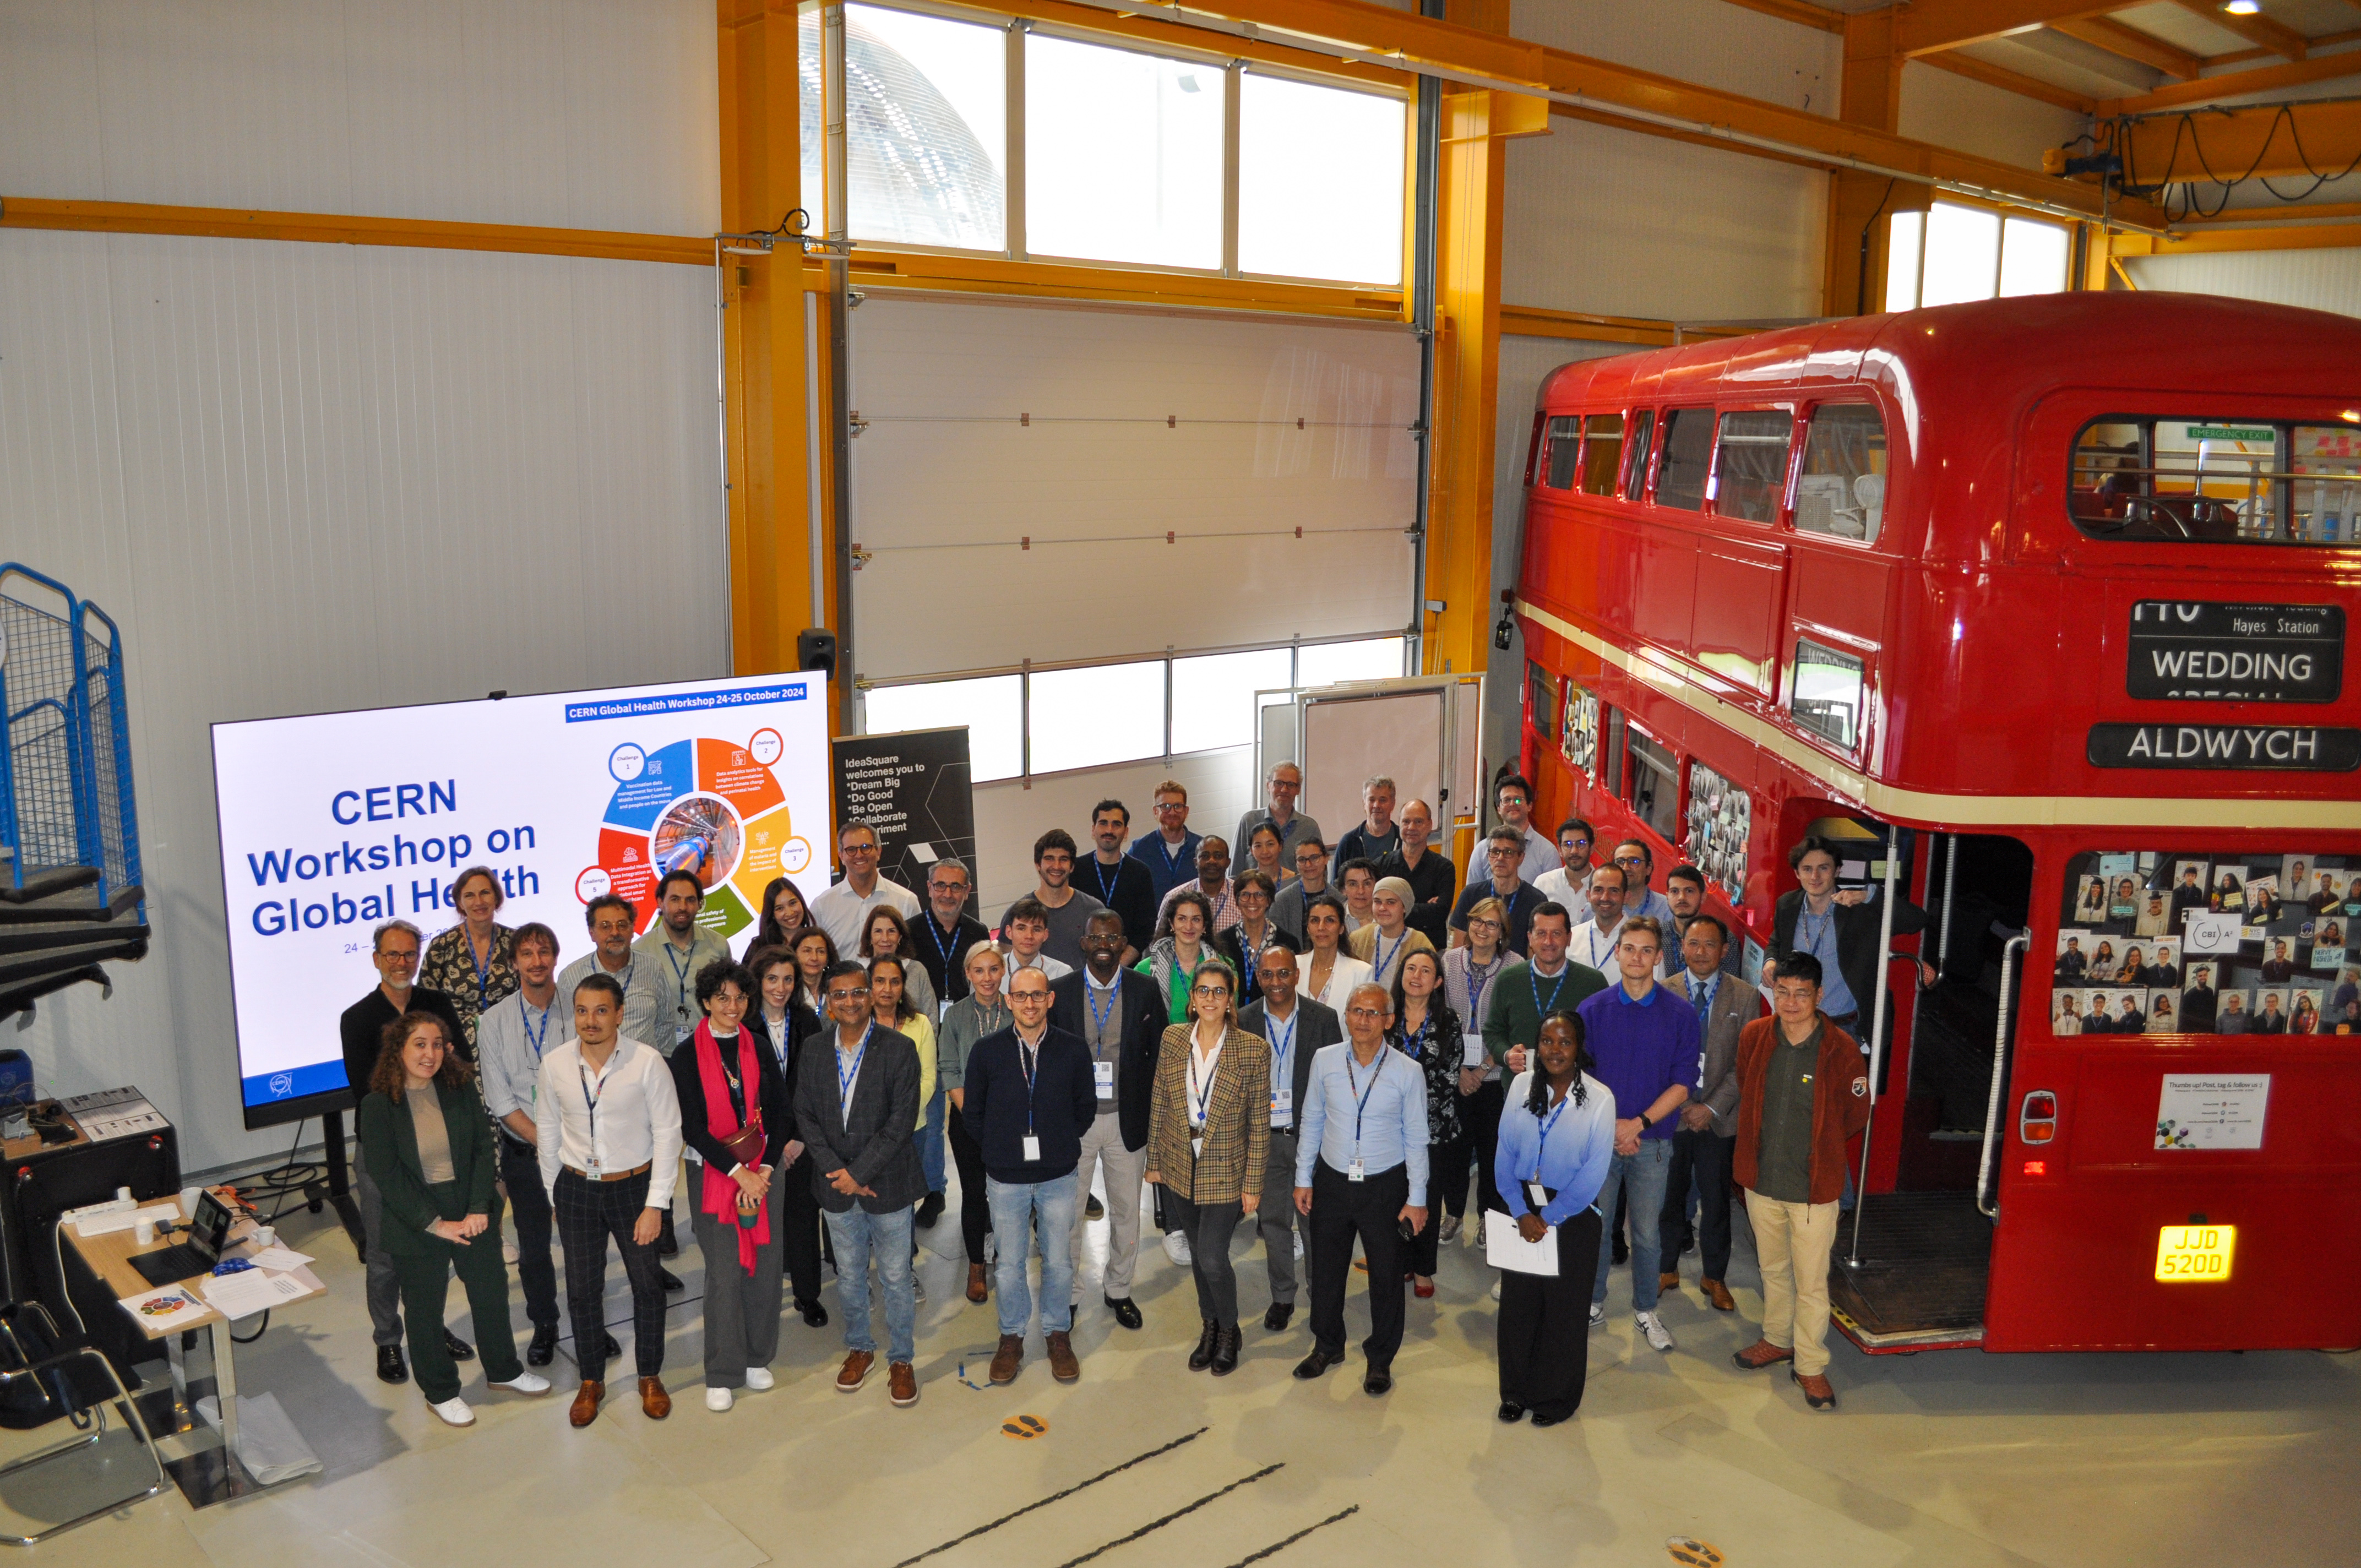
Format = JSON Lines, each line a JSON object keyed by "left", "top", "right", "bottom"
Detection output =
{"left": 671, "top": 959, "right": 791, "bottom": 1412}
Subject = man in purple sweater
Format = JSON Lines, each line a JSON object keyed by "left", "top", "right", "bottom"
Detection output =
{"left": 1574, "top": 916, "right": 1695, "bottom": 1354}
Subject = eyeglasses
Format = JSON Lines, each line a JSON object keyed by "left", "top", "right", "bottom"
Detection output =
{"left": 1191, "top": 984, "right": 1231, "bottom": 998}
{"left": 1771, "top": 987, "right": 1818, "bottom": 1003}
{"left": 1345, "top": 1006, "right": 1387, "bottom": 1020}
{"left": 1155, "top": 801, "right": 1187, "bottom": 813}
{"left": 827, "top": 987, "right": 871, "bottom": 1001}
{"left": 1009, "top": 990, "right": 1051, "bottom": 1003}
{"left": 842, "top": 841, "right": 879, "bottom": 856}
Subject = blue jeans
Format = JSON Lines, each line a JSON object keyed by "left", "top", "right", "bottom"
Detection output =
{"left": 918, "top": 1084, "right": 948, "bottom": 1195}
{"left": 985, "top": 1173, "right": 1078, "bottom": 1337}
{"left": 1592, "top": 1136, "right": 1674, "bottom": 1313}
{"left": 824, "top": 1205, "right": 917, "bottom": 1365}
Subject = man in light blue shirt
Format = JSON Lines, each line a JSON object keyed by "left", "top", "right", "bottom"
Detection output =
{"left": 1291, "top": 982, "right": 1429, "bottom": 1396}
{"left": 476, "top": 921, "right": 567, "bottom": 1365}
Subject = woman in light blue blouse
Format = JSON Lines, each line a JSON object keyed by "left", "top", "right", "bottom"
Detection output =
{"left": 1492, "top": 1009, "right": 1614, "bottom": 1427}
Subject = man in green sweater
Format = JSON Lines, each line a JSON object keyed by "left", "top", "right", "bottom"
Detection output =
{"left": 1483, "top": 901, "right": 1610, "bottom": 1078}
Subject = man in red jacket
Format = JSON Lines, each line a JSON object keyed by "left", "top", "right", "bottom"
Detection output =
{"left": 1729, "top": 952, "right": 1870, "bottom": 1411}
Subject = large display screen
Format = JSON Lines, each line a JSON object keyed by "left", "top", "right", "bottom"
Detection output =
{"left": 213, "top": 674, "right": 831, "bottom": 1128}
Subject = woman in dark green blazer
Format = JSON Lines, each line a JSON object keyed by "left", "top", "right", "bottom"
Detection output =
{"left": 356, "top": 1010, "right": 550, "bottom": 1426}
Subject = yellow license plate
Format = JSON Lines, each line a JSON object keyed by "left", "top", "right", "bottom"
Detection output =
{"left": 2155, "top": 1224, "right": 2235, "bottom": 1283}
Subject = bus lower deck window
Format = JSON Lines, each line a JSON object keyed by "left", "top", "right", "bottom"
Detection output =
{"left": 1792, "top": 638, "right": 1865, "bottom": 752}
{"left": 1799, "top": 404, "right": 1887, "bottom": 543}
{"left": 2069, "top": 417, "right": 2361, "bottom": 546}
{"left": 1623, "top": 727, "right": 1680, "bottom": 843}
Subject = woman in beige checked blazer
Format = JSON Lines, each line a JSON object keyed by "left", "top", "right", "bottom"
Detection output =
{"left": 1145, "top": 957, "right": 1270, "bottom": 1378}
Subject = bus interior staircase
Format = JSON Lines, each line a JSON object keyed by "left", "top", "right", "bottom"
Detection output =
{"left": 0, "top": 565, "right": 148, "bottom": 1025}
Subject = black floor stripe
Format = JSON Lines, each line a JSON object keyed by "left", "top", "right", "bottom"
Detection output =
{"left": 1049, "top": 1464, "right": 1286, "bottom": 1568}
{"left": 888, "top": 1427, "right": 1210, "bottom": 1568}
{"left": 1219, "top": 1506, "right": 1361, "bottom": 1568}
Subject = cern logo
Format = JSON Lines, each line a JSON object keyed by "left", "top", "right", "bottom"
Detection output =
{"left": 269, "top": 1073, "right": 294, "bottom": 1098}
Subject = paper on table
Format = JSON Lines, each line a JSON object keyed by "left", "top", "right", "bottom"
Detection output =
{"left": 200, "top": 1268, "right": 309, "bottom": 1320}
{"left": 245, "top": 1245, "right": 315, "bottom": 1272}
{"left": 1485, "top": 1216, "right": 1560, "bottom": 1276}
{"left": 118, "top": 1287, "right": 209, "bottom": 1330}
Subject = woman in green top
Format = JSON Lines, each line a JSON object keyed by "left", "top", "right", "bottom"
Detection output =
{"left": 356, "top": 1010, "right": 550, "bottom": 1427}
{"left": 937, "top": 941, "right": 1010, "bottom": 1303}
{"left": 1138, "top": 890, "right": 1216, "bottom": 1024}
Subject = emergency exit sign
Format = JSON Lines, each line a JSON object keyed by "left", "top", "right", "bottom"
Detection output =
{"left": 2182, "top": 425, "right": 2275, "bottom": 443}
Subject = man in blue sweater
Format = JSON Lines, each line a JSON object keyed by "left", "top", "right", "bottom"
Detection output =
{"left": 965, "top": 968, "right": 1099, "bottom": 1386}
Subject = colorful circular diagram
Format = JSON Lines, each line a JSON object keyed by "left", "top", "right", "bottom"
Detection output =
{"left": 591, "top": 733, "right": 809, "bottom": 937}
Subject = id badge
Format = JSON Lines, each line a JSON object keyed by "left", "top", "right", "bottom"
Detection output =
{"left": 1191, "top": 1136, "right": 1204, "bottom": 1160}
{"left": 1270, "top": 1087, "right": 1292, "bottom": 1120}
{"left": 1462, "top": 1032, "right": 1488, "bottom": 1069}
{"left": 1348, "top": 1158, "right": 1366, "bottom": 1182}
{"left": 1094, "top": 1061, "right": 1116, "bottom": 1095}
{"left": 1022, "top": 1135, "right": 1042, "bottom": 1162}
{"left": 1525, "top": 1180, "right": 1548, "bottom": 1210}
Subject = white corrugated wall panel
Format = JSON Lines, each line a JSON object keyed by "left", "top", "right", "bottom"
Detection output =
{"left": 1510, "top": 0, "right": 1837, "bottom": 114}
{"left": 2123, "top": 250, "right": 2361, "bottom": 318}
{"left": 0, "top": 228, "right": 721, "bottom": 1173}
{"left": 1502, "top": 117, "right": 1827, "bottom": 322}
{"left": 1898, "top": 62, "right": 2089, "bottom": 173}
{"left": 0, "top": 0, "right": 720, "bottom": 235}
{"left": 850, "top": 295, "right": 1420, "bottom": 680}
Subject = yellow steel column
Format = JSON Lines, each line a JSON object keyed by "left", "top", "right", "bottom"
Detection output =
{"left": 720, "top": 0, "right": 823, "bottom": 675}
{"left": 1823, "top": 10, "right": 1926, "bottom": 315}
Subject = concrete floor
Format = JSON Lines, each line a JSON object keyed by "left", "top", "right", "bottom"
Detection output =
{"left": 7, "top": 1179, "right": 2355, "bottom": 1567}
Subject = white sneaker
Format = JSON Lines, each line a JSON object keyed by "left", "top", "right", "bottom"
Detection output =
{"left": 488, "top": 1371, "right": 550, "bottom": 1396}
{"left": 744, "top": 1367, "right": 775, "bottom": 1392}
{"left": 428, "top": 1396, "right": 475, "bottom": 1427}
{"left": 1439, "top": 1214, "right": 1461, "bottom": 1243}
{"left": 706, "top": 1386, "right": 734, "bottom": 1412}
{"left": 502, "top": 1235, "right": 519, "bottom": 1265}
{"left": 913, "top": 1272, "right": 927, "bottom": 1303}
{"left": 1635, "top": 1310, "right": 1675, "bottom": 1352}
{"left": 1589, "top": 1302, "right": 1605, "bottom": 1328}
{"left": 1490, "top": 1278, "right": 1503, "bottom": 1303}
{"left": 1165, "top": 1232, "right": 1193, "bottom": 1266}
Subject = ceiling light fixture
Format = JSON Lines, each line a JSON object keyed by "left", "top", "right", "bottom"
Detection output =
{"left": 2223, "top": 1, "right": 2261, "bottom": 15}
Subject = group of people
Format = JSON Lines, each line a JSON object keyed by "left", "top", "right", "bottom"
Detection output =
{"left": 333, "top": 773, "right": 1902, "bottom": 1433}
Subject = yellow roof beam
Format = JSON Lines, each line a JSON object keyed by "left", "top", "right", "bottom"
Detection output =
{"left": 2054, "top": 16, "right": 2202, "bottom": 79}
{"left": 2099, "top": 47, "right": 2361, "bottom": 112}
{"left": 2106, "top": 95, "right": 2361, "bottom": 177}
{"left": 1886, "top": 1, "right": 2131, "bottom": 57}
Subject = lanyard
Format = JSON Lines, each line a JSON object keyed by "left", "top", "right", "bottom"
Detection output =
{"left": 520, "top": 994, "right": 552, "bottom": 1061}
{"left": 1799, "top": 903, "right": 1834, "bottom": 954}
{"left": 1529, "top": 963, "right": 1570, "bottom": 1019}
{"left": 1464, "top": 954, "right": 1503, "bottom": 1024}
{"left": 1529, "top": 1087, "right": 1574, "bottom": 1184}
{"left": 1018, "top": 1034, "right": 1042, "bottom": 1132}
{"left": 1343, "top": 1050, "right": 1385, "bottom": 1156}
{"left": 664, "top": 938, "right": 695, "bottom": 1026}
{"left": 577, "top": 1055, "right": 610, "bottom": 1164}
{"left": 1373, "top": 928, "right": 1407, "bottom": 982}
{"left": 1403, "top": 1013, "right": 1432, "bottom": 1060}
{"left": 1188, "top": 1031, "right": 1224, "bottom": 1127}
{"left": 836, "top": 1023, "right": 874, "bottom": 1122}
{"left": 1086, "top": 856, "right": 1124, "bottom": 905}
{"left": 918, "top": 913, "right": 959, "bottom": 973}
{"left": 1267, "top": 1008, "right": 1298, "bottom": 1095}
{"left": 1087, "top": 978, "right": 1120, "bottom": 1052}
{"left": 469, "top": 929, "right": 497, "bottom": 1013}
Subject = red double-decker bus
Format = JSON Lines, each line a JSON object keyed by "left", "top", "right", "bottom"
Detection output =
{"left": 1511, "top": 291, "right": 2361, "bottom": 1354}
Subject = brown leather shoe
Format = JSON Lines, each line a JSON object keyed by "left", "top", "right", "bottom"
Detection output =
{"left": 1704, "top": 1278, "right": 1736, "bottom": 1312}
{"left": 1046, "top": 1330, "right": 1080, "bottom": 1383}
{"left": 989, "top": 1334, "right": 1024, "bottom": 1384}
{"left": 1793, "top": 1370, "right": 1837, "bottom": 1410}
{"left": 966, "top": 1263, "right": 989, "bottom": 1304}
{"left": 568, "top": 1380, "right": 603, "bottom": 1428}
{"left": 888, "top": 1361, "right": 918, "bottom": 1407}
{"left": 1732, "top": 1338, "right": 1794, "bottom": 1370}
{"left": 836, "top": 1350, "right": 875, "bottom": 1393}
{"left": 1658, "top": 1271, "right": 1682, "bottom": 1295}
{"left": 639, "top": 1376, "right": 671, "bottom": 1419}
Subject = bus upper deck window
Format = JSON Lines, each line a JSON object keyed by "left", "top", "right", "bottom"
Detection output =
{"left": 1712, "top": 410, "right": 1794, "bottom": 523}
{"left": 2068, "top": 416, "right": 2361, "bottom": 546}
{"left": 1622, "top": 410, "right": 1655, "bottom": 501}
{"left": 1580, "top": 415, "right": 1624, "bottom": 496}
{"left": 1657, "top": 409, "right": 1714, "bottom": 510}
{"left": 1798, "top": 405, "right": 1887, "bottom": 543}
{"left": 1543, "top": 416, "right": 1581, "bottom": 491}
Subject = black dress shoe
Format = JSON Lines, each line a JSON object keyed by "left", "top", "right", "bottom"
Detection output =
{"left": 798, "top": 1298, "right": 830, "bottom": 1328}
{"left": 1530, "top": 1410, "right": 1568, "bottom": 1428}
{"left": 1085, "top": 1195, "right": 1105, "bottom": 1221}
{"left": 1497, "top": 1401, "right": 1525, "bottom": 1423}
{"left": 915, "top": 1191, "right": 945, "bottom": 1229}
{"left": 603, "top": 1333, "right": 622, "bottom": 1359}
{"left": 1209, "top": 1322, "right": 1241, "bottom": 1376}
{"left": 1611, "top": 1237, "right": 1630, "bottom": 1266}
{"left": 443, "top": 1328, "right": 475, "bottom": 1362}
{"left": 657, "top": 1233, "right": 679, "bottom": 1258}
{"left": 659, "top": 1268, "right": 684, "bottom": 1293}
{"left": 1105, "top": 1295, "right": 1143, "bottom": 1331}
{"left": 1187, "top": 1317, "right": 1219, "bottom": 1372}
{"left": 1265, "top": 1301, "right": 1294, "bottom": 1332}
{"left": 527, "top": 1324, "right": 559, "bottom": 1366}
{"left": 376, "top": 1344, "right": 409, "bottom": 1385}
{"left": 1363, "top": 1367, "right": 1393, "bottom": 1396}
{"left": 1292, "top": 1348, "right": 1337, "bottom": 1380}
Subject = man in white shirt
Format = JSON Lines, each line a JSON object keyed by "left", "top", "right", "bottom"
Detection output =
{"left": 1464, "top": 774, "right": 1560, "bottom": 889}
{"left": 536, "top": 972, "right": 683, "bottom": 1429}
{"left": 1531, "top": 818, "right": 1597, "bottom": 908}
{"left": 1003, "top": 899, "right": 1075, "bottom": 981}
{"left": 557, "top": 894, "right": 639, "bottom": 1024}
{"left": 810, "top": 818, "right": 921, "bottom": 955}
{"left": 477, "top": 921, "right": 566, "bottom": 1366}
{"left": 1566, "top": 864, "right": 1630, "bottom": 974}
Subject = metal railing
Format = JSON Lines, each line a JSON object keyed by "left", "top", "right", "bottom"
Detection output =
{"left": 0, "top": 565, "right": 142, "bottom": 910}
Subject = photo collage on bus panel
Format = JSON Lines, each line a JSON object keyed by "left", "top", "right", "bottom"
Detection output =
{"left": 2052, "top": 851, "right": 2361, "bottom": 1036}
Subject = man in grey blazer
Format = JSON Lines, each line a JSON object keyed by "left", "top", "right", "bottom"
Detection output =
{"left": 1237, "top": 946, "right": 1344, "bottom": 1333}
{"left": 798, "top": 960, "right": 926, "bottom": 1407}
{"left": 1661, "top": 914, "right": 1760, "bottom": 1313}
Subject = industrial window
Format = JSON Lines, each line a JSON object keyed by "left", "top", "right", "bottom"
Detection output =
{"left": 1711, "top": 411, "right": 1793, "bottom": 523}
{"left": 866, "top": 674, "right": 1025, "bottom": 782}
{"left": 1797, "top": 405, "right": 1887, "bottom": 543}
{"left": 1238, "top": 72, "right": 1406, "bottom": 285}
{"left": 1580, "top": 415, "right": 1625, "bottom": 497}
{"left": 1656, "top": 408, "right": 1716, "bottom": 511}
{"left": 1030, "top": 660, "right": 1167, "bottom": 772}
{"left": 1171, "top": 647, "right": 1293, "bottom": 754}
{"left": 1296, "top": 636, "right": 1406, "bottom": 688}
{"left": 1886, "top": 203, "right": 2070, "bottom": 311}
{"left": 1623, "top": 726, "right": 1680, "bottom": 843}
{"left": 2069, "top": 417, "right": 2361, "bottom": 546}
{"left": 1542, "top": 416, "right": 1582, "bottom": 491}
{"left": 1527, "top": 661, "right": 1555, "bottom": 742}
{"left": 1792, "top": 638, "right": 1865, "bottom": 752}
{"left": 1028, "top": 34, "right": 1223, "bottom": 269}
{"left": 1622, "top": 410, "right": 1655, "bottom": 501}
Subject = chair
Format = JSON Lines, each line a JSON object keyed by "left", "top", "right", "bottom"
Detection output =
{"left": 0, "top": 1302, "right": 167, "bottom": 1544}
